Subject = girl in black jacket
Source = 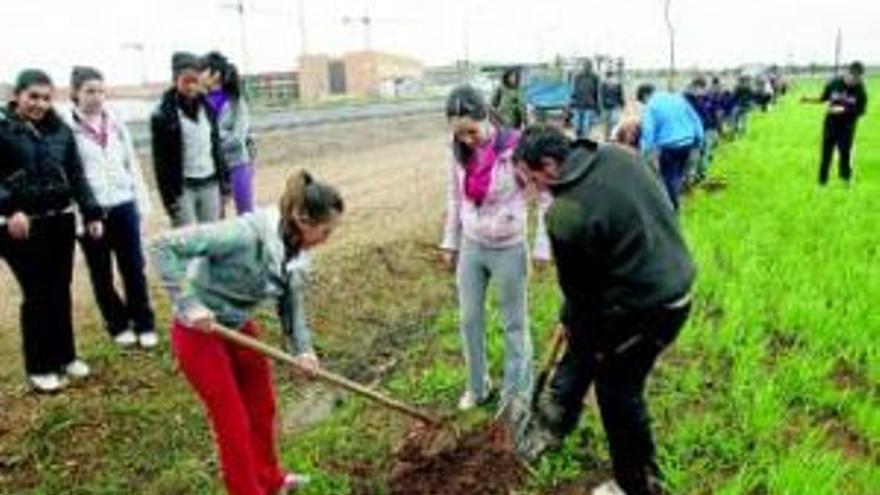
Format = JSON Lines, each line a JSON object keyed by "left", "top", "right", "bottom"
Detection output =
{"left": 0, "top": 69, "right": 104, "bottom": 393}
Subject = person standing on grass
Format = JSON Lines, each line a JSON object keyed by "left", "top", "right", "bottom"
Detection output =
{"left": 708, "top": 77, "right": 728, "bottom": 137}
{"left": 636, "top": 84, "right": 704, "bottom": 211}
{"left": 201, "top": 51, "right": 257, "bottom": 215}
{"left": 441, "top": 85, "right": 552, "bottom": 412}
{"left": 570, "top": 60, "right": 601, "bottom": 139}
{"left": 492, "top": 67, "right": 528, "bottom": 130}
{"left": 599, "top": 70, "right": 625, "bottom": 141}
{"left": 513, "top": 125, "right": 695, "bottom": 495}
{"left": 802, "top": 61, "right": 868, "bottom": 186}
{"left": 151, "top": 52, "right": 230, "bottom": 227}
{"left": 731, "top": 75, "right": 754, "bottom": 136}
{"left": 151, "top": 170, "right": 343, "bottom": 495}
{"left": 717, "top": 81, "right": 738, "bottom": 140}
{"left": 684, "top": 77, "right": 721, "bottom": 183}
{"left": 66, "top": 66, "right": 158, "bottom": 350}
{"left": 0, "top": 69, "right": 104, "bottom": 393}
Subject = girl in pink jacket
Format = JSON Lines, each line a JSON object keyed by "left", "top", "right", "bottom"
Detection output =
{"left": 441, "top": 85, "right": 551, "bottom": 411}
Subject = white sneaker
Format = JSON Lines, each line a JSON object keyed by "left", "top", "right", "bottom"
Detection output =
{"left": 593, "top": 480, "right": 627, "bottom": 495}
{"left": 29, "top": 374, "right": 67, "bottom": 393}
{"left": 138, "top": 332, "right": 159, "bottom": 349}
{"left": 457, "top": 389, "right": 492, "bottom": 411}
{"left": 278, "top": 473, "right": 311, "bottom": 494}
{"left": 65, "top": 360, "right": 91, "bottom": 379}
{"left": 113, "top": 330, "right": 138, "bottom": 348}
{"left": 458, "top": 377, "right": 493, "bottom": 411}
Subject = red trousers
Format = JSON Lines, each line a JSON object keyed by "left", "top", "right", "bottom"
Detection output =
{"left": 172, "top": 320, "right": 285, "bottom": 495}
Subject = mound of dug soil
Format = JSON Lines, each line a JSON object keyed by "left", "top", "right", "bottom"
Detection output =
{"left": 389, "top": 422, "right": 526, "bottom": 495}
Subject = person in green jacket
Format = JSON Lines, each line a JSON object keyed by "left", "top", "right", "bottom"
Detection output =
{"left": 492, "top": 67, "right": 528, "bottom": 129}
{"left": 513, "top": 125, "right": 695, "bottom": 495}
{"left": 151, "top": 170, "right": 344, "bottom": 495}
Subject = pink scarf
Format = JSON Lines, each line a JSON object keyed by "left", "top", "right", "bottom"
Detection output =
{"left": 464, "top": 131, "right": 511, "bottom": 205}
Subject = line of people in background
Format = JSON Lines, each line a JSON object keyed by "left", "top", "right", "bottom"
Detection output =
{"left": 490, "top": 61, "right": 794, "bottom": 212}
{"left": 0, "top": 50, "right": 255, "bottom": 393}
{"left": 491, "top": 61, "right": 627, "bottom": 139}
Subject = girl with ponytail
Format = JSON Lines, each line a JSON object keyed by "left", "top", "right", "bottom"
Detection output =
{"left": 151, "top": 170, "right": 343, "bottom": 495}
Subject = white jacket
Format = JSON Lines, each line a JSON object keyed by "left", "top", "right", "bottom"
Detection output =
{"left": 66, "top": 109, "right": 152, "bottom": 216}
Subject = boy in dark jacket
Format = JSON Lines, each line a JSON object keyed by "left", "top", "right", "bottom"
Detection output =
{"left": 0, "top": 70, "right": 104, "bottom": 392}
{"left": 731, "top": 75, "right": 753, "bottom": 136}
{"left": 803, "top": 61, "right": 868, "bottom": 185}
{"left": 570, "top": 60, "right": 601, "bottom": 139}
{"left": 684, "top": 77, "right": 721, "bottom": 182}
{"left": 151, "top": 52, "right": 229, "bottom": 227}
{"left": 599, "top": 70, "right": 625, "bottom": 141}
{"left": 513, "top": 125, "right": 695, "bottom": 495}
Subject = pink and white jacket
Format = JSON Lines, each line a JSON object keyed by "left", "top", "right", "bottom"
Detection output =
{"left": 440, "top": 130, "right": 552, "bottom": 260}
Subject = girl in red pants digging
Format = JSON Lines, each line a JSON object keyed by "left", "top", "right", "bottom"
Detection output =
{"left": 151, "top": 170, "right": 344, "bottom": 494}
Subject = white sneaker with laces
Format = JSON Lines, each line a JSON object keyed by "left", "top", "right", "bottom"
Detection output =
{"left": 29, "top": 374, "right": 66, "bottom": 393}
{"left": 113, "top": 330, "right": 137, "bottom": 348}
{"left": 278, "top": 473, "right": 311, "bottom": 494}
{"left": 65, "top": 360, "right": 91, "bottom": 379}
{"left": 138, "top": 332, "right": 159, "bottom": 349}
{"left": 592, "top": 480, "right": 627, "bottom": 495}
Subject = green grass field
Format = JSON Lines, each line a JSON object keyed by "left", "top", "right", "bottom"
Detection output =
{"left": 277, "top": 80, "right": 880, "bottom": 494}
{"left": 1, "top": 80, "right": 877, "bottom": 494}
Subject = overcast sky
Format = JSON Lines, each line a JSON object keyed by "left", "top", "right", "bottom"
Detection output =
{"left": 0, "top": 0, "right": 877, "bottom": 85}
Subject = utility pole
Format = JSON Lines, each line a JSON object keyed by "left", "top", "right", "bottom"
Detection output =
{"left": 834, "top": 28, "right": 843, "bottom": 75}
{"left": 463, "top": 19, "right": 471, "bottom": 80}
{"left": 297, "top": 0, "right": 308, "bottom": 57}
{"left": 219, "top": 0, "right": 251, "bottom": 76}
{"left": 664, "top": 0, "right": 676, "bottom": 90}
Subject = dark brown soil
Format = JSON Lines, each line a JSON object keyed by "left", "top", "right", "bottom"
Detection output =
{"left": 389, "top": 422, "right": 527, "bottom": 495}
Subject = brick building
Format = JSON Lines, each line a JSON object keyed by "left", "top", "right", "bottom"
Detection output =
{"left": 299, "top": 51, "right": 423, "bottom": 102}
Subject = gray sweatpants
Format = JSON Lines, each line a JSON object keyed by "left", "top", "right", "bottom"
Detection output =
{"left": 172, "top": 183, "right": 222, "bottom": 228}
{"left": 457, "top": 239, "right": 533, "bottom": 403}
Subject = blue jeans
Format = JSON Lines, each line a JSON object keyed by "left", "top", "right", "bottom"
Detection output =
{"left": 456, "top": 240, "right": 533, "bottom": 403}
{"left": 80, "top": 201, "right": 155, "bottom": 335}
{"left": 603, "top": 108, "right": 623, "bottom": 141}
{"left": 573, "top": 108, "right": 599, "bottom": 139}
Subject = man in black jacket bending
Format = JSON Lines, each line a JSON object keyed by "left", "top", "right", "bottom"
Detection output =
{"left": 513, "top": 126, "right": 695, "bottom": 495}
{"left": 151, "top": 52, "right": 229, "bottom": 227}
